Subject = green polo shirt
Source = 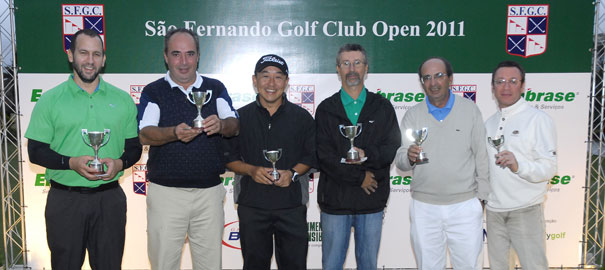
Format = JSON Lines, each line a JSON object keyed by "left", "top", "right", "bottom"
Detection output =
{"left": 340, "top": 87, "right": 367, "bottom": 125}
{"left": 25, "top": 76, "right": 139, "bottom": 187}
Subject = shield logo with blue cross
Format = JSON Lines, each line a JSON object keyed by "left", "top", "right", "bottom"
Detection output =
{"left": 288, "top": 85, "right": 316, "bottom": 116}
{"left": 506, "top": 5, "right": 549, "bottom": 58}
{"left": 451, "top": 84, "right": 477, "bottom": 103}
{"left": 62, "top": 4, "right": 106, "bottom": 53}
{"left": 131, "top": 164, "right": 148, "bottom": 196}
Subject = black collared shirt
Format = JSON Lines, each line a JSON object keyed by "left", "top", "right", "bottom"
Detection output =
{"left": 223, "top": 95, "right": 317, "bottom": 209}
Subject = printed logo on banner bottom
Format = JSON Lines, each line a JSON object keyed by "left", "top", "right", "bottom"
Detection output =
{"left": 132, "top": 163, "right": 148, "bottom": 196}
{"left": 223, "top": 221, "right": 241, "bottom": 249}
{"left": 308, "top": 221, "right": 322, "bottom": 243}
{"left": 62, "top": 4, "right": 106, "bottom": 52}
{"left": 288, "top": 85, "right": 315, "bottom": 116}
{"left": 451, "top": 84, "right": 477, "bottom": 103}
{"left": 506, "top": 4, "right": 549, "bottom": 58}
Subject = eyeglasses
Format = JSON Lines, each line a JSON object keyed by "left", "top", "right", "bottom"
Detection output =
{"left": 339, "top": 59, "right": 365, "bottom": 68}
{"left": 420, "top": 72, "right": 447, "bottom": 84}
{"left": 494, "top": 78, "right": 521, "bottom": 86}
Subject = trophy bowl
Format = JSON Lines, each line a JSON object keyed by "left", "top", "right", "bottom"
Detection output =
{"left": 487, "top": 135, "right": 505, "bottom": 153}
{"left": 263, "top": 149, "right": 282, "bottom": 182}
{"left": 406, "top": 128, "right": 429, "bottom": 164}
{"left": 339, "top": 124, "right": 363, "bottom": 163}
{"left": 81, "top": 129, "right": 111, "bottom": 176}
{"left": 187, "top": 90, "right": 213, "bottom": 129}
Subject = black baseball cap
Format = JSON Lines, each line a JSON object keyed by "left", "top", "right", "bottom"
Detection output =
{"left": 254, "top": 54, "right": 289, "bottom": 77}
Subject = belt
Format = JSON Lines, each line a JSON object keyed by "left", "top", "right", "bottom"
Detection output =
{"left": 50, "top": 180, "right": 119, "bottom": 193}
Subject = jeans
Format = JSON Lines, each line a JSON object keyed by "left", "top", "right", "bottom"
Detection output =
{"left": 320, "top": 211, "right": 384, "bottom": 270}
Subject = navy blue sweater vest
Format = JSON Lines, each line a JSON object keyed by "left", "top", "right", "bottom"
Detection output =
{"left": 140, "top": 76, "right": 228, "bottom": 188}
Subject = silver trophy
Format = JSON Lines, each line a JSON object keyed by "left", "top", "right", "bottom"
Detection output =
{"left": 406, "top": 128, "right": 429, "bottom": 164}
{"left": 186, "top": 90, "right": 212, "bottom": 129}
{"left": 487, "top": 135, "right": 505, "bottom": 153}
{"left": 81, "top": 129, "right": 111, "bottom": 176}
{"left": 339, "top": 124, "right": 363, "bottom": 162}
{"left": 263, "top": 149, "right": 282, "bottom": 182}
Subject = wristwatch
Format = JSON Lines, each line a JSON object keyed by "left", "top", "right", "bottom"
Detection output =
{"left": 289, "top": 168, "right": 300, "bottom": 182}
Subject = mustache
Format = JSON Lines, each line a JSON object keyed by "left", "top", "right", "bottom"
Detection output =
{"left": 346, "top": 71, "right": 360, "bottom": 79}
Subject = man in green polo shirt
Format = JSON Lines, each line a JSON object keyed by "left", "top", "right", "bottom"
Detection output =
{"left": 25, "top": 29, "right": 141, "bottom": 269}
{"left": 315, "top": 43, "right": 401, "bottom": 269}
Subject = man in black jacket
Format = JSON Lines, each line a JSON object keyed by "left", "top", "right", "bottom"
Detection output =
{"left": 224, "top": 54, "right": 316, "bottom": 270}
{"left": 315, "top": 44, "right": 401, "bottom": 270}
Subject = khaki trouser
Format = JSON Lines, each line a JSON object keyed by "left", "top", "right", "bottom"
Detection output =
{"left": 147, "top": 182, "right": 226, "bottom": 270}
{"left": 487, "top": 204, "right": 548, "bottom": 270}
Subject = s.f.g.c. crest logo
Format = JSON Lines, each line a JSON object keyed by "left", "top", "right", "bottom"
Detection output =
{"left": 506, "top": 5, "right": 549, "bottom": 58}
{"left": 288, "top": 85, "right": 316, "bottom": 116}
{"left": 130, "top": 85, "right": 145, "bottom": 104}
{"left": 132, "top": 163, "right": 148, "bottom": 195}
{"left": 62, "top": 4, "right": 105, "bottom": 52}
{"left": 451, "top": 84, "right": 477, "bottom": 103}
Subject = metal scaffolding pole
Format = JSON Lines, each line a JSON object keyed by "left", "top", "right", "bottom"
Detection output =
{"left": 0, "top": 0, "right": 27, "bottom": 269}
{"left": 583, "top": 0, "right": 605, "bottom": 268}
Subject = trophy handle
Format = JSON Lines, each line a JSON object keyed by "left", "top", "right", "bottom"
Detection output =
{"left": 100, "top": 129, "right": 111, "bottom": 147}
{"left": 355, "top": 123, "right": 362, "bottom": 138}
{"left": 421, "top": 127, "right": 428, "bottom": 141}
{"left": 187, "top": 90, "right": 213, "bottom": 106}
{"left": 186, "top": 92, "right": 196, "bottom": 105}
{"left": 277, "top": 148, "right": 283, "bottom": 160}
{"left": 263, "top": 150, "right": 269, "bottom": 162}
{"left": 203, "top": 90, "right": 213, "bottom": 105}
{"left": 81, "top": 129, "right": 92, "bottom": 147}
{"left": 338, "top": 125, "right": 346, "bottom": 137}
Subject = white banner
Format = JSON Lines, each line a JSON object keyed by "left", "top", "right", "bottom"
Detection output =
{"left": 19, "top": 71, "right": 589, "bottom": 269}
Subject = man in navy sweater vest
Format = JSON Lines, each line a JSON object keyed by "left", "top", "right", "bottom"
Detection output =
{"left": 137, "top": 28, "right": 239, "bottom": 270}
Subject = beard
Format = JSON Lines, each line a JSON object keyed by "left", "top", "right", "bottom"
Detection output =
{"left": 73, "top": 64, "right": 101, "bottom": 84}
{"left": 345, "top": 71, "right": 361, "bottom": 87}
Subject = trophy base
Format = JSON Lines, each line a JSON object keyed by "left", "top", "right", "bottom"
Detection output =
{"left": 89, "top": 163, "right": 107, "bottom": 178}
{"left": 271, "top": 171, "right": 280, "bottom": 182}
{"left": 341, "top": 157, "right": 368, "bottom": 164}
{"left": 193, "top": 120, "right": 204, "bottom": 129}
{"left": 415, "top": 152, "right": 428, "bottom": 165}
{"left": 415, "top": 158, "right": 429, "bottom": 165}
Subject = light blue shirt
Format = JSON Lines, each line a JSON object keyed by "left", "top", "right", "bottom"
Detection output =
{"left": 426, "top": 90, "right": 455, "bottom": 121}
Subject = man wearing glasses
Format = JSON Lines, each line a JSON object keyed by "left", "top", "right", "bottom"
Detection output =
{"left": 485, "top": 61, "right": 556, "bottom": 269}
{"left": 315, "top": 43, "right": 401, "bottom": 270}
{"left": 395, "top": 57, "right": 489, "bottom": 269}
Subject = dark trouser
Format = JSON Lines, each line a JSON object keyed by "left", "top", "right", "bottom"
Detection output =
{"left": 45, "top": 181, "right": 127, "bottom": 270}
{"left": 238, "top": 204, "right": 308, "bottom": 270}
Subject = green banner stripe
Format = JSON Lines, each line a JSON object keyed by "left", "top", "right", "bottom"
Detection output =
{"left": 15, "top": 0, "right": 594, "bottom": 73}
